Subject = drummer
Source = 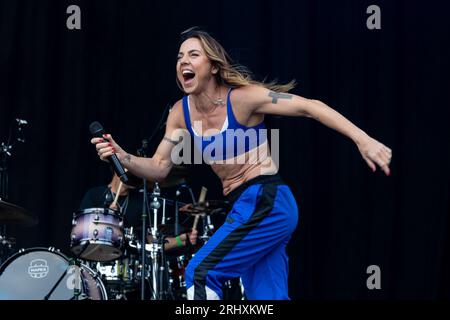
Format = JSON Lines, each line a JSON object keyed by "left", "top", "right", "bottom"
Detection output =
{"left": 79, "top": 172, "right": 197, "bottom": 251}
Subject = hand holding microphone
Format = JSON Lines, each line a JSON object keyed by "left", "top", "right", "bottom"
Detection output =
{"left": 91, "top": 133, "right": 125, "bottom": 162}
{"left": 89, "top": 121, "right": 129, "bottom": 183}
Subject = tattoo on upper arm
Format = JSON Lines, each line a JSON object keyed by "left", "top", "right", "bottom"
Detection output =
{"left": 163, "top": 136, "right": 180, "bottom": 146}
{"left": 268, "top": 91, "right": 293, "bottom": 104}
{"left": 124, "top": 154, "right": 131, "bottom": 164}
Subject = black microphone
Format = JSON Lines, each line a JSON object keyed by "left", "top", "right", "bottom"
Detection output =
{"left": 89, "top": 121, "right": 129, "bottom": 184}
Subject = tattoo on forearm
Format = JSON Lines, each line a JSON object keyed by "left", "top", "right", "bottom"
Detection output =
{"left": 268, "top": 91, "right": 293, "bottom": 104}
{"left": 163, "top": 136, "right": 180, "bottom": 146}
{"left": 124, "top": 154, "right": 131, "bottom": 164}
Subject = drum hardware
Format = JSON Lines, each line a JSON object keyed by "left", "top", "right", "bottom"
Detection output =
{"left": 200, "top": 214, "right": 214, "bottom": 243}
{"left": 1, "top": 118, "right": 28, "bottom": 201}
{"left": 44, "top": 240, "right": 91, "bottom": 300}
{"left": 179, "top": 193, "right": 229, "bottom": 244}
{"left": 133, "top": 153, "right": 182, "bottom": 300}
{"left": 134, "top": 136, "right": 192, "bottom": 300}
{"left": 0, "top": 118, "right": 32, "bottom": 265}
{"left": 165, "top": 199, "right": 203, "bottom": 300}
{"left": 147, "top": 182, "right": 168, "bottom": 300}
{"left": 0, "top": 199, "right": 38, "bottom": 264}
{"left": 0, "top": 233, "right": 16, "bottom": 266}
{"left": 125, "top": 187, "right": 189, "bottom": 300}
{"left": 137, "top": 141, "right": 151, "bottom": 300}
{"left": 93, "top": 247, "right": 142, "bottom": 299}
{"left": 174, "top": 184, "right": 197, "bottom": 236}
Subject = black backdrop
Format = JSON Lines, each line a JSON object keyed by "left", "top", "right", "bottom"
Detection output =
{"left": 0, "top": 0, "right": 449, "bottom": 299}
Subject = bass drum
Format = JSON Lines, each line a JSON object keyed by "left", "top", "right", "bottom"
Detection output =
{"left": 0, "top": 247, "right": 107, "bottom": 300}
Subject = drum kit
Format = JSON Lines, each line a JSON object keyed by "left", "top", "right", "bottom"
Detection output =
{"left": 0, "top": 118, "right": 241, "bottom": 300}
{"left": 0, "top": 183, "right": 230, "bottom": 300}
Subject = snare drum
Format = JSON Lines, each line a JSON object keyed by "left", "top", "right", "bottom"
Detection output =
{"left": 0, "top": 247, "right": 107, "bottom": 300}
{"left": 70, "top": 208, "right": 124, "bottom": 262}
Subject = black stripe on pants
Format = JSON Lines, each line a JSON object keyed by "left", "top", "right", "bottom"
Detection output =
{"left": 193, "top": 183, "right": 278, "bottom": 300}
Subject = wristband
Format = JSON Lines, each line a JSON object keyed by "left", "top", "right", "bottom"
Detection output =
{"left": 176, "top": 235, "right": 183, "bottom": 247}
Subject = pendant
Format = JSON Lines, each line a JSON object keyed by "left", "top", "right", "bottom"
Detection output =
{"left": 214, "top": 98, "right": 225, "bottom": 106}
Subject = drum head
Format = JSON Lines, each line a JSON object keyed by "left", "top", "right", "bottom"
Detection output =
{"left": 74, "top": 207, "right": 122, "bottom": 217}
{"left": 0, "top": 247, "right": 107, "bottom": 300}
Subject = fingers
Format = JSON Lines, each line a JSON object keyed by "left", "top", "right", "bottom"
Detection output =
{"left": 381, "top": 164, "right": 390, "bottom": 176}
{"left": 382, "top": 146, "right": 392, "bottom": 164}
{"left": 99, "top": 148, "right": 116, "bottom": 160}
{"left": 97, "top": 141, "right": 116, "bottom": 157}
{"left": 364, "top": 156, "right": 377, "bottom": 172}
{"left": 91, "top": 134, "right": 118, "bottom": 161}
{"left": 91, "top": 137, "right": 104, "bottom": 144}
{"left": 373, "top": 149, "right": 391, "bottom": 176}
{"left": 91, "top": 134, "right": 115, "bottom": 146}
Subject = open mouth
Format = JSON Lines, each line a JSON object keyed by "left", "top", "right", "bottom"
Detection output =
{"left": 182, "top": 70, "right": 196, "bottom": 85}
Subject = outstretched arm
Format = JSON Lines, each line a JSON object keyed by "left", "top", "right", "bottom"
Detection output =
{"left": 91, "top": 101, "right": 185, "bottom": 182}
{"left": 242, "top": 85, "right": 392, "bottom": 175}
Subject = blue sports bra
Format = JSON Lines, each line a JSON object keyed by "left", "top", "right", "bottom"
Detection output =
{"left": 182, "top": 88, "right": 267, "bottom": 162}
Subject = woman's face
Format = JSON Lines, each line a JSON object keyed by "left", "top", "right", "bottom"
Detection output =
{"left": 176, "top": 37, "right": 217, "bottom": 94}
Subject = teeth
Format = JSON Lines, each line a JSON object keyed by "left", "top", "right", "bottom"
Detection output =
{"left": 182, "top": 70, "right": 194, "bottom": 75}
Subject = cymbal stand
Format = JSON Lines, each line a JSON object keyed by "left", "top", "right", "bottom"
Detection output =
{"left": 148, "top": 183, "right": 161, "bottom": 299}
{"left": 0, "top": 232, "right": 14, "bottom": 265}
{"left": 137, "top": 139, "right": 151, "bottom": 300}
{"left": 0, "top": 118, "right": 27, "bottom": 200}
{"left": 0, "top": 118, "right": 27, "bottom": 264}
{"left": 148, "top": 184, "right": 172, "bottom": 299}
{"left": 200, "top": 213, "right": 215, "bottom": 243}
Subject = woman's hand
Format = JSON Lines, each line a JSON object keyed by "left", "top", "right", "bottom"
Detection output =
{"left": 357, "top": 135, "right": 392, "bottom": 176}
{"left": 91, "top": 134, "right": 128, "bottom": 162}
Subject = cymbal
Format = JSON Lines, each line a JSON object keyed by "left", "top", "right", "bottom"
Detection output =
{"left": 125, "top": 165, "right": 190, "bottom": 189}
{"left": 157, "top": 165, "right": 189, "bottom": 188}
{"left": 179, "top": 200, "right": 229, "bottom": 215}
{"left": 0, "top": 200, "right": 38, "bottom": 226}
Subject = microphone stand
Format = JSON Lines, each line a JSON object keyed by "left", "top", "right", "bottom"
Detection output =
{"left": 137, "top": 140, "right": 149, "bottom": 300}
{"left": 133, "top": 105, "right": 170, "bottom": 299}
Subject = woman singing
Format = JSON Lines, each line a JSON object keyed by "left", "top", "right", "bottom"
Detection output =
{"left": 92, "top": 27, "right": 392, "bottom": 300}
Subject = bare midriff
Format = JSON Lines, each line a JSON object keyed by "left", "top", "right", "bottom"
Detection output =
{"left": 209, "top": 140, "right": 278, "bottom": 196}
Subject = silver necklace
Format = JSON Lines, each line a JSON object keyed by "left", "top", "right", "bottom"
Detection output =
{"left": 202, "top": 87, "right": 225, "bottom": 107}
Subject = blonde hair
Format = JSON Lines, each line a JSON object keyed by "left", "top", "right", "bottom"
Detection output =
{"left": 178, "top": 27, "right": 296, "bottom": 93}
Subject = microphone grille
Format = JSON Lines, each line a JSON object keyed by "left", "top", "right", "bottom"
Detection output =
{"left": 89, "top": 121, "right": 104, "bottom": 136}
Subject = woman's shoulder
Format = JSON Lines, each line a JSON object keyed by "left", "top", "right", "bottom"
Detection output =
{"left": 171, "top": 98, "right": 184, "bottom": 111}
{"left": 167, "top": 98, "right": 187, "bottom": 129}
{"left": 230, "top": 85, "right": 268, "bottom": 113}
{"left": 232, "top": 84, "right": 266, "bottom": 97}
